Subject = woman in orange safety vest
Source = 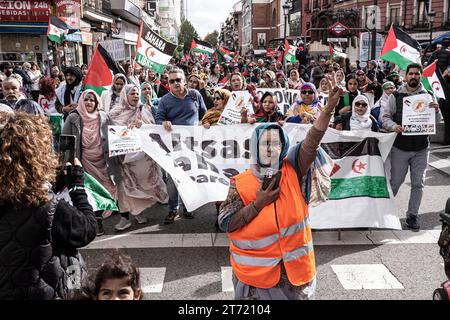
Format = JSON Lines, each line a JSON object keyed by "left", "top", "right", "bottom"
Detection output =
{"left": 218, "top": 76, "right": 345, "bottom": 300}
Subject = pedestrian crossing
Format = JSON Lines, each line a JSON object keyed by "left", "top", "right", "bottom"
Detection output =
{"left": 92, "top": 261, "right": 444, "bottom": 296}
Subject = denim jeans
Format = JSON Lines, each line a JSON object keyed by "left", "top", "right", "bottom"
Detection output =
{"left": 164, "top": 172, "right": 185, "bottom": 212}
{"left": 390, "top": 146, "right": 429, "bottom": 218}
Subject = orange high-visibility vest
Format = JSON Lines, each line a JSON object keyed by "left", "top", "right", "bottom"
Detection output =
{"left": 229, "top": 158, "right": 316, "bottom": 289}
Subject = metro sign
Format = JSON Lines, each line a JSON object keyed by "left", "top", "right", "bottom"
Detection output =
{"left": 328, "top": 22, "right": 349, "bottom": 37}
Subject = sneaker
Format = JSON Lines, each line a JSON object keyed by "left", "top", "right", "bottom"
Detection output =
{"left": 164, "top": 211, "right": 178, "bottom": 224}
{"left": 135, "top": 213, "right": 148, "bottom": 225}
{"left": 183, "top": 206, "right": 194, "bottom": 219}
{"left": 96, "top": 218, "right": 104, "bottom": 236}
{"left": 405, "top": 216, "right": 420, "bottom": 231}
{"left": 115, "top": 217, "right": 132, "bottom": 231}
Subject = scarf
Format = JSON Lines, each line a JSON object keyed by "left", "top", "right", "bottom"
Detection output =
{"left": 253, "top": 91, "right": 284, "bottom": 123}
{"left": 63, "top": 67, "right": 82, "bottom": 106}
{"left": 110, "top": 73, "right": 127, "bottom": 108}
{"left": 109, "top": 84, "right": 155, "bottom": 126}
{"left": 249, "top": 123, "right": 290, "bottom": 180}
{"left": 288, "top": 82, "right": 321, "bottom": 117}
{"left": 350, "top": 95, "right": 372, "bottom": 131}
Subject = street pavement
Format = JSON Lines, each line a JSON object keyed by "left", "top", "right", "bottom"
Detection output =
{"left": 80, "top": 143, "right": 450, "bottom": 300}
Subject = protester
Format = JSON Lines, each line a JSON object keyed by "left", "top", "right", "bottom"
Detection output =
{"left": 62, "top": 90, "right": 118, "bottom": 236}
{"left": 0, "top": 73, "right": 6, "bottom": 99}
{"left": 28, "top": 62, "right": 42, "bottom": 101}
{"left": 334, "top": 95, "right": 379, "bottom": 132}
{"left": 0, "top": 112, "right": 96, "bottom": 299}
{"left": 38, "top": 76, "right": 58, "bottom": 115}
{"left": 110, "top": 84, "right": 169, "bottom": 231}
{"left": 261, "top": 70, "right": 282, "bottom": 88}
{"left": 55, "top": 66, "right": 83, "bottom": 120}
{"left": 81, "top": 64, "right": 88, "bottom": 78}
{"left": 317, "top": 77, "right": 330, "bottom": 106}
{"left": 288, "top": 68, "right": 304, "bottom": 90}
{"left": 79, "top": 250, "right": 142, "bottom": 300}
{"left": 100, "top": 73, "right": 127, "bottom": 113}
{"left": 224, "top": 72, "right": 259, "bottom": 107}
{"left": 218, "top": 78, "right": 344, "bottom": 300}
{"left": 381, "top": 63, "right": 441, "bottom": 231}
{"left": 154, "top": 72, "right": 171, "bottom": 98}
{"left": 372, "top": 81, "right": 396, "bottom": 126}
{"left": 276, "top": 71, "right": 288, "bottom": 89}
{"left": 124, "top": 63, "right": 139, "bottom": 87}
{"left": 156, "top": 68, "right": 207, "bottom": 223}
{"left": 0, "top": 76, "right": 44, "bottom": 115}
{"left": 141, "top": 81, "right": 159, "bottom": 118}
{"left": 335, "top": 69, "right": 346, "bottom": 87}
{"left": 286, "top": 82, "right": 322, "bottom": 124}
{"left": 243, "top": 91, "right": 285, "bottom": 124}
{"left": 335, "top": 75, "right": 361, "bottom": 115}
{"left": 50, "top": 65, "right": 65, "bottom": 87}
{"left": 201, "top": 88, "right": 231, "bottom": 128}
{"left": 187, "top": 74, "right": 214, "bottom": 109}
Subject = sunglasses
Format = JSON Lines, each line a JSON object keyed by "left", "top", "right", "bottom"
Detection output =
{"left": 301, "top": 90, "right": 314, "bottom": 95}
{"left": 169, "top": 78, "right": 182, "bottom": 84}
{"left": 355, "top": 102, "right": 368, "bottom": 107}
{"left": 161, "top": 77, "right": 168, "bottom": 80}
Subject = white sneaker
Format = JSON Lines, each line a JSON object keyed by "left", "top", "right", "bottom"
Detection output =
{"left": 115, "top": 217, "right": 131, "bottom": 231}
{"left": 135, "top": 213, "right": 148, "bottom": 224}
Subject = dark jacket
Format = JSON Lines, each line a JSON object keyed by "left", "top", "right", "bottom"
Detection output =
{"left": 0, "top": 190, "right": 96, "bottom": 300}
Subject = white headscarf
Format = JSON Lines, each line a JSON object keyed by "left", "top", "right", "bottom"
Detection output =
{"left": 350, "top": 95, "right": 372, "bottom": 131}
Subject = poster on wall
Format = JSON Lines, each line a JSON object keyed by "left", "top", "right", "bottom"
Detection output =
{"left": 56, "top": 0, "right": 81, "bottom": 29}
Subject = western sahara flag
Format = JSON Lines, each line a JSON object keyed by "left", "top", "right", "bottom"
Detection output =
{"left": 284, "top": 39, "right": 297, "bottom": 63}
{"left": 381, "top": 25, "right": 422, "bottom": 71}
{"left": 191, "top": 39, "right": 215, "bottom": 56}
{"left": 136, "top": 20, "right": 177, "bottom": 74}
{"left": 47, "top": 16, "right": 69, "bottom": 44}
{"left": 308, "top": 136, "right": 400, "bottom": 229}
{"left": 58, "top": 173, "right": 118, "bottom": 212}
{"left": 329, "top": 43, "right": 347, "bottom": 59}
{"left": 422, "top": 60, "right": 447, "bottom": 99}
{"left": 321, "top": 138, "right": 389, "bottom": 200}
{"left": 83, "top": 44, "right": 126, "bottom": 96}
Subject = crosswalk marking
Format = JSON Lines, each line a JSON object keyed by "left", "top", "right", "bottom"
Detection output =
{"left": 84, "top": 230, "right": 441, "bottom": 249}
{"left": 331, "top": 264, "right": 404, "bottom": 290}
{"left": 140, "top": 268, "right": 166, "bottom": 293}
{"left": 221, "top": 267, "right": 234, "bottom": 293}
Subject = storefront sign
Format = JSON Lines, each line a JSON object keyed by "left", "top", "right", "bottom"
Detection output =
{"left": 56, "top": 0, "right": 81, "bottom": 29}
{"left": 0, "top": 0, "right": 50, "bottom": 22}
{"left": 82, "top": 31, "right": 93, "bottom": 46}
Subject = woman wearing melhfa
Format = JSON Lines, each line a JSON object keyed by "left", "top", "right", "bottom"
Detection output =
{"left": 218, "top": 76, "right": 345, "bottom": 300}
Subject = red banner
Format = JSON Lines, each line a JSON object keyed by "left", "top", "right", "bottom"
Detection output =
{"left": 56, "top": 0, "right": 81, "bottom": 29}
{"left": 0, "top": 0, "right": 50, "bottom": 22}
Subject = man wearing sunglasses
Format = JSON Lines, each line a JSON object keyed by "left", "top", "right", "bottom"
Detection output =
{"left": 381, "top": 63, "right": 441, "bottom": 231}
{"left": 156, "top": 68, "right": 207, "bottom": 224}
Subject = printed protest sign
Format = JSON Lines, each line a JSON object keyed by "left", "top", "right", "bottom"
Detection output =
{"left": 217, "top": 91, "right": 253, "bottom": 125}
{"left": 402, "top": 93, "right": 435, "bottom": 135}
{"left": 108, "top": 126, "right": 142, "bottom": 156}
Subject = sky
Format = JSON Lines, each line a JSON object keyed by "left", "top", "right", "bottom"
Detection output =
{"left": 186, "top": 0, "right": 237, "bottom": 38}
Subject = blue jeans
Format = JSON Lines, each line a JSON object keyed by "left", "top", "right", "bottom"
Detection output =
{"left": 390, "top": 146, "right": 429, "bottom": 218}
{"left": 164, "top": 172, "right": 185, "bottom": 212}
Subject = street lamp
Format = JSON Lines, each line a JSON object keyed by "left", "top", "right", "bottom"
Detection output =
{"left": 283, "top": 3, "right": 291, "bottom": 41}
{"left": 428, "top": 11, "right": 436, "bottom": 50}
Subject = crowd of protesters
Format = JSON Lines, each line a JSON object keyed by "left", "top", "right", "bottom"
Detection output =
{"left": 0, "top": 40, "right": 447, "bottom": 300}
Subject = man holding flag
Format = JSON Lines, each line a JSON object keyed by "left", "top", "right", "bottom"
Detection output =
{"left": 381, "top": 63, "right": 441, "bottom": 231}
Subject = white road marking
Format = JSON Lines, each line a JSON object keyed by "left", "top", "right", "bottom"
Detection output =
{"left": 84, "top": 230, "right": 441, "bottom": 249}
{"left": 331, "top": 264, "right": 404, "bottom": 290}
{"left": 221, "top": 267, "right": 234, "bottom": 292}
{"left": 140, "top": 268, "right": 166, "bottom": 293}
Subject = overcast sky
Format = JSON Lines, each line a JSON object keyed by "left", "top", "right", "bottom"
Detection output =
{"left": 186, "top": 0, "right": 236, "bottom": 38}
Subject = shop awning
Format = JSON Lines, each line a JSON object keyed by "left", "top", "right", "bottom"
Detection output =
{"left": 0, "top": 22, "right": 47, "bottom": 34}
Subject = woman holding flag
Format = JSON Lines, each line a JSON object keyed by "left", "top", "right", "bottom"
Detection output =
{"left": 62, "top": 90, "right": 119, "bottom": 236}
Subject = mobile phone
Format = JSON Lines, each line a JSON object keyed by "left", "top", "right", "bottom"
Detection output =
{"left": 262, "top": 169, "right": 281, "bottom": 190}
{"left": 59, "top": 134, "right": 76, "bottom": 165}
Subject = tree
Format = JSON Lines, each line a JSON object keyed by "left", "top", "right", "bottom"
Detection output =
{"left": 204, "top": 31, "right": 219, "bottom": 48}
{"left": 178, "top": 19, "right": 199, "bottom": 49}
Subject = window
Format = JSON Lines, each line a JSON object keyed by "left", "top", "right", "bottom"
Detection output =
{"left": 389, "top": 6, "right": 401, "bottom": 25}
{"left": 416, "top": 0, "right": 430, "bottom": 26}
